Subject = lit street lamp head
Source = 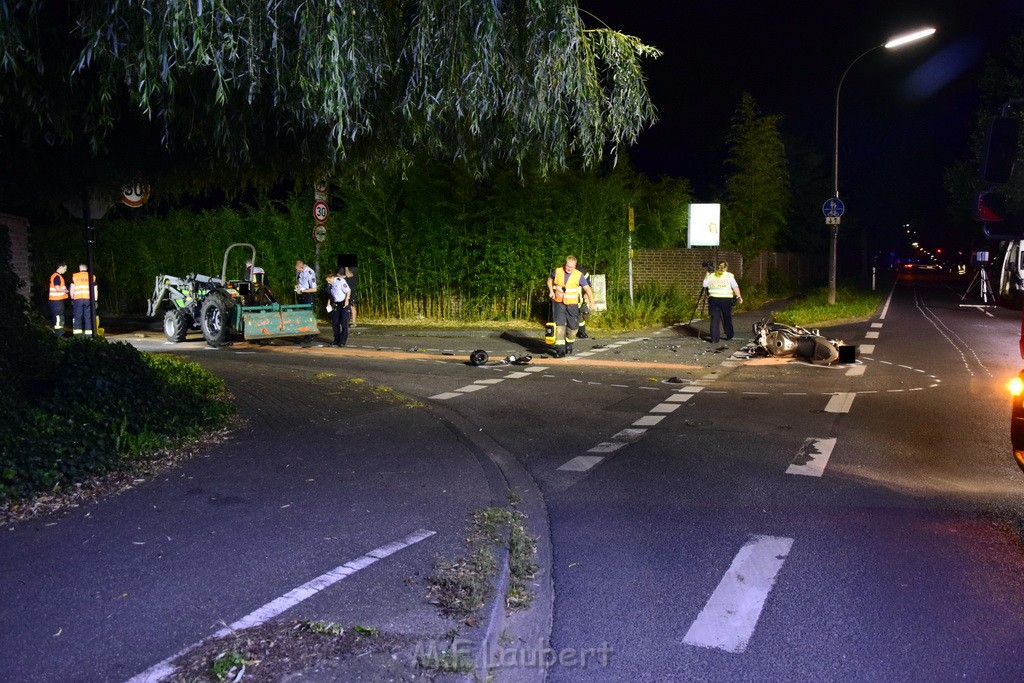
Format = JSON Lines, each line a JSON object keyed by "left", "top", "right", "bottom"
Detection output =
{"left": 884, "top": 27, "right": 937, "bottom": 49}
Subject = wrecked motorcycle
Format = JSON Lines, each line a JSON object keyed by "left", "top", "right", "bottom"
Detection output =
{"left": 751, "top": 319, "right": 842, "bottom": 365}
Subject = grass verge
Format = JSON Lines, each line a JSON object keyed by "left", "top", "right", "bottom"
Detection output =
{"left": 772, "top": 285, "right": 884, "bottom": 327}
{"left": 427, "top": 500, "right": 539, "bottom": 618}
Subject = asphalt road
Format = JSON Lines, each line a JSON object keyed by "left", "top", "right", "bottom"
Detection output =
{"left": 4, "top": 270, "right": 1024, "bottom": 681}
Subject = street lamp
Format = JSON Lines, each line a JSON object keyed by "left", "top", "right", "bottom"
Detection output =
{"left": 829, "top": 26, "right": 936, "bottom": 305}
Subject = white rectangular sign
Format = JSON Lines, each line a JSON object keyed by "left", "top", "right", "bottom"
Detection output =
{"left": 688, "top": 203, "right": 721, "bottom": 247}
{"left": 590, "top": 274, "right": 607, "bottom": 311}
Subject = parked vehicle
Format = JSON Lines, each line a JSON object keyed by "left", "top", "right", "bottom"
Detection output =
{"left": 146, "top": 243, "right": 318, "bottom": 347}
{"left": 974, "top": 101, "right": 1024, "bottom": 471}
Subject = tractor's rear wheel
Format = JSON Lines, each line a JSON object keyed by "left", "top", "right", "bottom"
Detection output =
{"left": 163, "top": 309, "right": 189, "bottom": 343}
{"left": 200, "top": 294, "right": 232, "bottom": 347}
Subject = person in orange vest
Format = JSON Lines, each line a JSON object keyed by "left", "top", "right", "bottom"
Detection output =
{"left": 546, "top": 255, "right": 595, "bottom": 357}
{"left": 47, "top": 261, "right": 69, "bottom": 336}
{"left": 70, "top": 263, "right": 98, "bottom": 337}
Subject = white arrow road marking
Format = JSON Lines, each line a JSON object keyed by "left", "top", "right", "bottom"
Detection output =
{"left": 824, "top": 392, "right": 855, "bottom": 413}
{"left": 786, "top": 437, "right": 837, "bottom": 477}
{"left": 684, "top": 535, "right": 794, "bottom": 653}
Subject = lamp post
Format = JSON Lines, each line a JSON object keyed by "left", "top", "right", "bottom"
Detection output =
{"left": 829, "top": 26, "right": 935, "bottom": 305}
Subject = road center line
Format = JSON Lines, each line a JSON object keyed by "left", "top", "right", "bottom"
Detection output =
{"left": 683, "top": 535, "right": 794, "bottom": 653}
{"left": 126, "top": 529, "right": 436, "bottom": 683}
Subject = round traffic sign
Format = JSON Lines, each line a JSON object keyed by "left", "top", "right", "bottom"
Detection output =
{"left": 822, "top": 197, "right": 845, "bottom": 217}
{"left": 313, "top": 200, "right": 329, "bottom": 223}
{"left": 313, "top": 224, "right": 328, "bottom": 243}
{"left": 121, "top": 181, "right": 151, "bottom": 208}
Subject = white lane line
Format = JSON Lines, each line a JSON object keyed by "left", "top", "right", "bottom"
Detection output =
{"left": 524, "top": 366, "right": 548, "bottom": 372}
{"left": 611, "top": 428, "right": 648, "bottom": 441}
{"left": 455, "top": 384, "right": 487, "bottom": 393}
{"left": 665, "top": 393, "right": 694, "bottom": 403}
{"left": 587, "top": 442, "right": 626, "bottom": 454}
{"left": 880, "top": 282, "right": 896, "bottom": 319}
{"left": 650, "top": 403, "right": 681, "bottom": 414}
{"left": 430, "top": 392, "right": 462, "bottom": 400}
{"left": 558, "top": 455, "right": 604, "bottom": 472}
{"left": 865, "top": 331, "right": 880, "bottom": 339}
{"left": 845, "top": 365, "right": 866, "bottom": 377}
{"left": 860, "top": 344, "right": 875, "bottom": 354}
{"left": 611, "top": 384, "right": 629, "bottom": 388}
{"left": 633, "top": 415, "right": 666, "bottom": 426}
{"left": 126, "top": 529, "right": 436, "bottom": 683}
{"left": 824, "top": 392, "right": 856, "bottom": 413}
{"left": 505, "top": 371, "right": 532, "bottom": 379}
{"left": 474, "top": 379, "right": 505, "bottom": 385}
{"left": 786, "top": 437, "right": 837, "bottom": 477}
{"left": 898, "top": 364, "right": 913, "bottom": 370}
{"left": 683, "top": 535, "right": 794, "bottom": 653}
{"left": 871, "top": 322, "right": 883, "bottom": 328}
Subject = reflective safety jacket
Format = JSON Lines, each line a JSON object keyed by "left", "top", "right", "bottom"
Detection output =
{"left": 71, "top": 271, "right": 96, "bottom": 300}
{"left": 706, "top": 271, "right": 737, "bottom": 298}
{"left": 49, "top": 272, "right": 68, "bottom": 300}
{"left": 552, "top": 268, "right": 583, "bottom": 304}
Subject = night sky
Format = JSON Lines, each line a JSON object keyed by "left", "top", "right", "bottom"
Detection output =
{"left": 581, "top": 0, "right": 1024, "bottom": 252}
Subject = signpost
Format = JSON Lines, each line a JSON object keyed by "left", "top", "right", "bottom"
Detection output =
{"left": 822, "top": 197, "right": 846, "bottom": 305}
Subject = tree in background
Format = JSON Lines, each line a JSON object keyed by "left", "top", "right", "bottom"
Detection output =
{"left": 722, "top": 92, "right": 791, "bottom": 260}
{"left": 0, "top": 1, "right": 660, "bottom": 215}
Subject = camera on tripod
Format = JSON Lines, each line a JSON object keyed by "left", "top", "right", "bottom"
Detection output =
{"left": 701, "top": 260, "right": 716, "bottom": 271}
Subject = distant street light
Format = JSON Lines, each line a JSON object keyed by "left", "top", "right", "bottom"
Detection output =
{"left": 829, "top": 26, "right": 936, "bottom": 305}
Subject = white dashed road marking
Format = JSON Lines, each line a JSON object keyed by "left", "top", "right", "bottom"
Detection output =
{"left": 786, "top": 437, "right": 837, "bottom": 477}
{"left": 860, "top": 344, "right": 875, "bottom": 354}
{"left": 865, "top": 331, "right": 880, "bottom": 339}
{"left": 825, "top": 392, "right": 856, "bottom": 413}
{"left": 683, "top": 535, "right": 795, "bottom": 653}
{"left": 558, "top": 455, "right": 605, "bottom": 472}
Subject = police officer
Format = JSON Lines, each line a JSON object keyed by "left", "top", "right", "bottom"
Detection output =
{"left": 70, "top": 263, "right": 98, "bottom": 337}
{"left": 546, "top": 255, "right": 595, "bottom": 357}
{"left": 325, "top": 271, "right": 351, "bottom": 347}
{"left": 294, "top": 259, "right": 319, "bottom": 346}
{"left": 47, "top": 262, "right": 69, "bottom": 336}
{"left": 702, "top": 260, "right": 743, "bottom": 344}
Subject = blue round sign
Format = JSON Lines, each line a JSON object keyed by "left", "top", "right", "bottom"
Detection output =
{"left": 822, "top": 198, "right": 845, "bottom": 217}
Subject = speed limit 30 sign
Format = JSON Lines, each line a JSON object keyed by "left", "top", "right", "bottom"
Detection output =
{"left": 313, "top": 200, "right": 329, "bottom": 223}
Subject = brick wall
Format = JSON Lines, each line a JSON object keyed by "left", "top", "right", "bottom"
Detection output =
{"left": 0, "top": 213, "right": 31, "bottom": 300}
{"left": 633, "top": 248, "right": 823, "bottom": 295}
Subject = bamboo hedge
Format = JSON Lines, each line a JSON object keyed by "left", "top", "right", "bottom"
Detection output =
{"left": 28, "top": 163, "right": 693, "bottom": 322}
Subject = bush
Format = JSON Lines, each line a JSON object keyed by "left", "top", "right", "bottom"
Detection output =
{"left": 0, "top": 339, "right": 234, "bottom": 500}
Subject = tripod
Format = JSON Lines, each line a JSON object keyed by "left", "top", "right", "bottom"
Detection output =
{"left": 686, "top": 286, "right": 709, "bottom": 334}
{"left": 959, "top": 264, "right": 995, "bottom": 308}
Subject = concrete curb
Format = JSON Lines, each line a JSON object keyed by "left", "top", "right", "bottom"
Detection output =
{"left": 430, "top": 405, "right": 554, "bottom": 683}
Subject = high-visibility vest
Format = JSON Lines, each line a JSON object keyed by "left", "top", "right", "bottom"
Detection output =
{"left": 552, "top": 268, "right": 583, "bottom": 304}
{"left": 706, "top": 271, "right": 735, "bottom": 298}
{"left": 71, "top": 271, "right": 96, "bottom": 300}
{"left": 49, "top": 272, "right": 69, "bottom": 300}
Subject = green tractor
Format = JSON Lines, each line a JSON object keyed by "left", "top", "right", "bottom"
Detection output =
{"left": 146, "top": 243, "right": 319, "bottom": 346}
